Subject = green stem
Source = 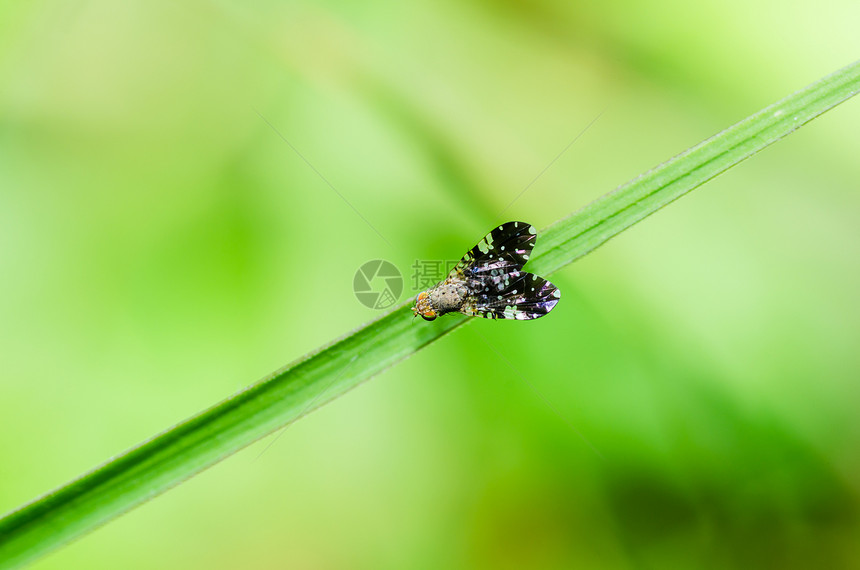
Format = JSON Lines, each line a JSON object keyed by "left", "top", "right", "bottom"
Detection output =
{"left": 1, "top": 60, "right": 858, "bottom": 569}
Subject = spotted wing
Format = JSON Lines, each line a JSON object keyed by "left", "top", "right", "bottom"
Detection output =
{"left": 460, "top": 271, "right": 560, "bottom": 320}
{"left": 451, "top": 221, "right": 537, "bottom": 278}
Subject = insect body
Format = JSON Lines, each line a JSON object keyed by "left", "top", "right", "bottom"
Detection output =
{"left": 412, "top": 221, "right": 560, "bottom": 321}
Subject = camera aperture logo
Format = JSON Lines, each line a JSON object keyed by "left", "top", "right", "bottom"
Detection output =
{"left": 353, "top": 260, "right": 403, "bottom": 310}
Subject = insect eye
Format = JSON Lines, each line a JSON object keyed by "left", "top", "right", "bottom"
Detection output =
{"left": 421, "top": 314, "right": 436, "bottom": 322}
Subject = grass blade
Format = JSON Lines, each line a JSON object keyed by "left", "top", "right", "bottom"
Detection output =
{"left": 1, "top": 60, "right": 858, "bottom": 569}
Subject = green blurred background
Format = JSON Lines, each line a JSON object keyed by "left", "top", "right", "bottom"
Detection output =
{"left": 2, "top": 0, "right": 859, "bottom": 568}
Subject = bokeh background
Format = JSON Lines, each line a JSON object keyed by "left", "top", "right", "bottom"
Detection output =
{"left": 2, "top": 0, "right": 859, "bottom": 568}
